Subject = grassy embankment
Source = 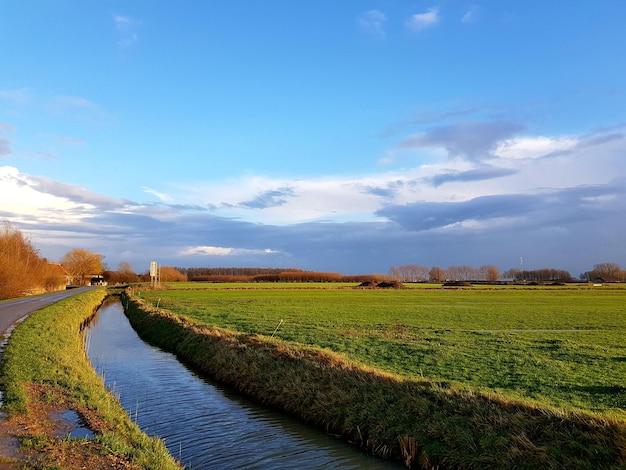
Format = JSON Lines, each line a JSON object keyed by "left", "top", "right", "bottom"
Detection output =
{"left": 125, "top": 285, "right": 626, "bottom": 469}
{"left": 0, "top": 289, "right": 181, "bottom": 470}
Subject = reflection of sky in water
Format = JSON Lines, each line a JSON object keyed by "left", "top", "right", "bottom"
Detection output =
{"left": 86, "top": 302, "right": 402, "bottom": 469}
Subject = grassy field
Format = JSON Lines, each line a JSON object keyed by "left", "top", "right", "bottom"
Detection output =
{"left": 139, "top": 284, "right": 626, "bottom": 419}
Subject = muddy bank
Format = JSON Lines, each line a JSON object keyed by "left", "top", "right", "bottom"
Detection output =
{"left": 122, "top": 291, "right": 626, "bottom": 469}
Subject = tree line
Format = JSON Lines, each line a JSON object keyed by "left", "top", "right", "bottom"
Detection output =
{"left": 501, "top": 268, "right": 574, "bottom": 282}
{"left": 180, "top": 267, "right": 300, "bottom": 278}
{"left": 2, "top": 220, "right": 624, "bottom": 300}
{"left": 581, "top": 263, "right": 626, "bottom": 282}
{"left": 390, "top": 262, "right": 626, "bottom": 283}
{"left": 389, "top": 264, "right": 500, "bottom": 283}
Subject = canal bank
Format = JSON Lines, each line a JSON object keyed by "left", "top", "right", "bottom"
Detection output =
{"left": 87, "top": 299, "right": 403, "bottom": 469}
{"left": 122, "top": 290, "right": 626, "bottom": 470}
{"left": 0, "top": 290, "right": 181, "bottom": 469}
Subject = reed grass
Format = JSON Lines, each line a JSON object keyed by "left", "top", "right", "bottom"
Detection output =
{"left": 123, "top": 290, "right": 626, "bottom": 469}
{"left": 0, "top": 289, "right": 181, "bottom": 469}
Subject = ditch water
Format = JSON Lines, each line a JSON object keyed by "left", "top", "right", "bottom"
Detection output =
{"left": 85, "top": 300, "right": 403, "bottom": 469}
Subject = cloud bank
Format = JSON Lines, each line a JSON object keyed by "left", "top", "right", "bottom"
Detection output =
{"left": 1, "top": 119, "right": 624, "bottom": 276}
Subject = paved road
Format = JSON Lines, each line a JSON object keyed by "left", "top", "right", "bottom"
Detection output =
{"left": 0, "top": 286, "right": 96, "bottom": 335}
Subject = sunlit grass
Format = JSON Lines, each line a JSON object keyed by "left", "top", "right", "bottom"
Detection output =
{"left": 0, "top": 289, "right": 181, "bottom": 469}
{"left": 125, "top": 287, "right": 626, "bottom": 469}
{"left": 139, "top": 285, "right": 626, "bottom": 418}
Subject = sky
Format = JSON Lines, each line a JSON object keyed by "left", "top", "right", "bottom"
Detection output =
{"left": 1, "top": 1, "right": 625, "bottom": 277}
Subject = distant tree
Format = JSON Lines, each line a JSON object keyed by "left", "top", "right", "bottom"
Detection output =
{"left": 503, "top": 268, "right": 521, "bottom": 281}
{"left": 479, "top": 265, "right": 500, "bottom": 282}
{"left": 390, "top": 264, "right": 429, "bottom": 282}
{"left": 181, "top": 267, "right": 300, "bottom": 280}
{"left": 429, "top": 266, "right": 445, "bottom": 283}
{"left": 102, "top": 270, "right": 121, "bottom": 285}
{"left": 117, "top": 261, "right": 139, "bottom": 283}
{"left": 446, "top": 265, "right": 477, "bottom": 281}
{"left": 60, "top": 248, "right": 105, "bottom": 285}
{"left": 279, "top": 271, "right": 342, "bottom": 282}
{"left": 587, "top": 262, "right": 622, "bottom": 282}
{"left": 118, "top": 261, "right": 134, "bottom": 275}
{"left": 503, "top": 267, "right": 572, "bottom": 282}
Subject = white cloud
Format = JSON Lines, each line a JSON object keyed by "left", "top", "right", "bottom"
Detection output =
{"left": 357, "top": 10, "right": 387, "bottom": 37}
{"left": 114, "top": 15, "right": 134, "bottom": 28}
{"left": 114, "top": 15, "right": 141, "bottom": 48}
{"left": 180, "top": 245, "right": 279, "bottom": 257}
{"left": 406, "top": 7, "right": 440, "bottom": 31}
{"left": 167, "top": 127, "right": 624, "bottom": 227}
{"left": 177, "top": 174, "right": 395, "bottom": 224}
{"left": 1, "top": 124, "right": 623, "bottom": 275}
{"left": 181, "top": 246, "right": 233, "bottom": 256}
{"left": 494, "top": 136, "right": 578, "bottom": 160}
{"left": 0, "top": 166, "right": 90, "bottom": 223}
{"left": 142, "top": 187, "right": 174, "bottom": 203}
{"left": 462, "top": 6, "right": 480, "bottom": 24}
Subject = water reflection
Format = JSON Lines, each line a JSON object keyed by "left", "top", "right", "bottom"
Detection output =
{"left": 86, "top": 301, "right": 402, "bottom": 469}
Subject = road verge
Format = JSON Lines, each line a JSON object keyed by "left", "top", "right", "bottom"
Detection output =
{"left": 0, "top": 289, "right": 181, "bottom": 469}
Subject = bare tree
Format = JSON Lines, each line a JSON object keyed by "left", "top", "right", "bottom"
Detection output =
{"left": 429, "top": 266, "right": 445, "bottom": 283}
{"left": 478, "top": 265, "right": 500, "bottom": 282}
{"left": 446, "top": 265, "right": 477, "bottom": 281}
{"left": 391, "top": 264, "right": 430, "bottom": 282}
{"left": 117, "top": 261, "right": 139, "bottom": 283}
{"left": 588, "top": 263, "right": 622, "bottom": 281}
{"left": 389, "top": 266, "right": 402, "bottom": 281}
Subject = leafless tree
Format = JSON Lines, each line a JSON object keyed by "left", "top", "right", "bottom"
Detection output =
{"left": 429, "top": 266, "right": 445, "bottom": 283}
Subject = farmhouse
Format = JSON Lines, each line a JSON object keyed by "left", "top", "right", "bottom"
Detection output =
{"left": 46, "top": 263, "right": 71, "bottom": 291}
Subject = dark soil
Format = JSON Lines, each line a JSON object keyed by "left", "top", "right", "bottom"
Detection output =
{"left": 356, "top": 280, "right": 406, "bottom": 289}
{"left": 0, "top": 383, "right": 142, "bottom": 469}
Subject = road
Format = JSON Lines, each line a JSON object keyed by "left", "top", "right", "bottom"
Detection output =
{"left": 0, "top": 286, "right": 96, "bottom": 335}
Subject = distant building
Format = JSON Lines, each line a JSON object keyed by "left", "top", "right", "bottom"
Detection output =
{"left": 47, "top": 263, "right": 72, "bottom": 291}
{"left": 89, "top": 275, "right": 107, "bottom": 286}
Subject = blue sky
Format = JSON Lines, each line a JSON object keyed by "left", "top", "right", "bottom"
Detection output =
{"left": 1, "top": 1, "right": 625, "bottom": 277}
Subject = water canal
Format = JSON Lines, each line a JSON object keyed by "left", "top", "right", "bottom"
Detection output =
{"left": 85, "top": 300, "right": 403, "bottom": 469}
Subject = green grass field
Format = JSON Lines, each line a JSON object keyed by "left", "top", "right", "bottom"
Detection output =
{"left": 139, "top": 284, "right": 626, "bottom": 419}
